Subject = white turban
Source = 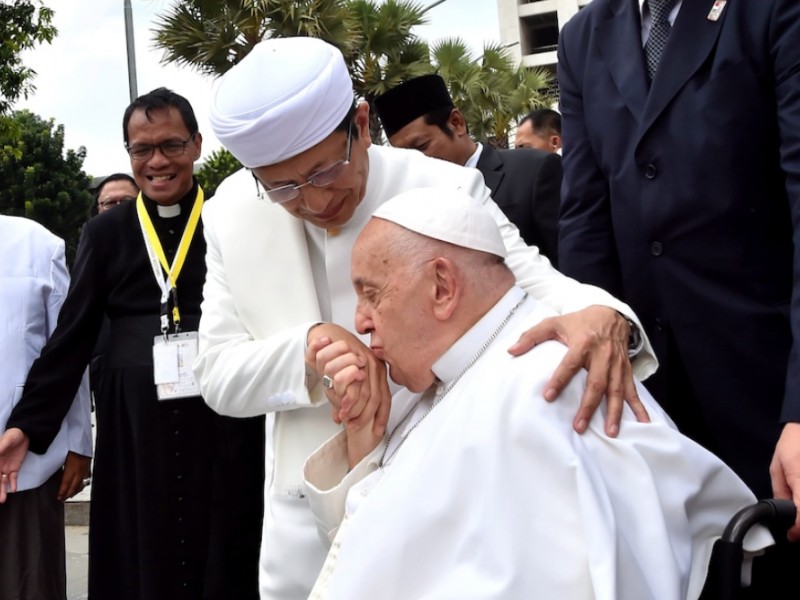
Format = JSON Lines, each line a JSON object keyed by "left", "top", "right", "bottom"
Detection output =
{"left": 372, "top": 187, "right": 508, "bottom": 259}
{"left": 208, "top": 37, "right": 354, "bottom": 168}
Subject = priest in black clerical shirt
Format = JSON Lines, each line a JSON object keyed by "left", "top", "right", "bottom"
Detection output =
{"left": 0, "top": 88, "right": 263, "bottom": 600}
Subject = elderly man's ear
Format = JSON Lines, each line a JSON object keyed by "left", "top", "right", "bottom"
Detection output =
{"left": 431, "top": 257, "right": 460, "bottom": 320}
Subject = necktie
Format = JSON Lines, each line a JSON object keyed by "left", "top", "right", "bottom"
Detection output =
{"left": 644, "top": 0, "right": 677, "bottom": 80}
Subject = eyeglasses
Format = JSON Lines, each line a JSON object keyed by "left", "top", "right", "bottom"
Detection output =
{"left": 257, "top": 125, "right": 353, "bottom": 204}
{"left": 98, "top": 196, "right": 136, "bottom": 209}
{"left": 126, "top": 133, "right": 196, "bottom": 161}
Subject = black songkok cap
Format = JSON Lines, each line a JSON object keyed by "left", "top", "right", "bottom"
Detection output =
{"left": 374, "top": 74, "right": 454, "bottom": 138}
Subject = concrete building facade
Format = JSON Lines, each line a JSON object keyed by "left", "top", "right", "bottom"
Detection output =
{"left": 496, "top": 0, "right": 593, "bottom": 71}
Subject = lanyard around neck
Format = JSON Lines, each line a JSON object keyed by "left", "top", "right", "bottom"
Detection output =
{"left": 136, "top": 187, "right": 204, "bottom": 334}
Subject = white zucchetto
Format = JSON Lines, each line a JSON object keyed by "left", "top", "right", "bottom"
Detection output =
{"left": 372, "top": 187, "right": 508, "bottom": 258}
{"left": 208, "top": 37, "right": 354, "bottom": 168}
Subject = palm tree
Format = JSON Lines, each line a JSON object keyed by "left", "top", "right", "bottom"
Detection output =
{"left": 431, "top": 38, "right": 553, "bottom": 147}
{"left": 345, "top": 0, "right": 433, "bottom": 141}
{"left": 152, "top": 0, "right": 436, "bottom": 141}
{"left": 151, "top": 1, "right": 545, "bottom": 146}
{"left": 152, "top": 0, "right": 359, "bottom": 76}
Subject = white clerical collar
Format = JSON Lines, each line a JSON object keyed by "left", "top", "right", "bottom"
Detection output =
{"left": 464, "top": 142, "right": 483, "bottom": 170}
{"left": 157, "top": 204, "right": 182, "bottom": 218}
{"left": 432, "top": 285, "right": 528, "bottom": 385}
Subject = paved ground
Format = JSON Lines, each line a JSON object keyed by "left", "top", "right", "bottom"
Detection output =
{"left": 65, "top": 412, "right": 92, "bottom": 599}
{"left": 66, "top": 524, "right": 88, "bottom": 600}
{"left": 65, "top": 421, "right": 91, "bottom": 600}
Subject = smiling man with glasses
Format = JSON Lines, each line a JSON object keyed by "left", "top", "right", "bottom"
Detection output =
{"left": 199, "top": 37, "right": 658, "bottom": 600}
{"left": 0, "top": 87, "right": 264, "bottom": 600}
{"left": 123, "top": 97, "right": 201, "bottom": 208}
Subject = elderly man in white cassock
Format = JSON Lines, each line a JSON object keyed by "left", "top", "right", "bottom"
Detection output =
{"left": 201, "top": 37, "right": 661, "bottom": 599}
{"left": 302, "top": 187, "right": 773, "bottom": 600}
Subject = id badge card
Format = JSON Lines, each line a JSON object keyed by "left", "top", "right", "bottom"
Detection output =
{"left": 152, "top": 331, "right": 201, "bottom": 400}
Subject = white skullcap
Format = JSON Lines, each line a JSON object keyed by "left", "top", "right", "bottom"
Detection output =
{"left": 372, "top": 187, "right": 507, "bottom": 258}
{"left": 208, "top": 37, "right": 354, "bottom": 168}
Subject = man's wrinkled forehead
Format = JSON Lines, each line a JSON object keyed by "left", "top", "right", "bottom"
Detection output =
{"left": 352, "top": 219, "right": 393, "bottom": 279}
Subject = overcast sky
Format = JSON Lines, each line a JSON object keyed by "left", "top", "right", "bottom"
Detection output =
{"left": 16, "top": 0, "right": 500, "bottom": 178}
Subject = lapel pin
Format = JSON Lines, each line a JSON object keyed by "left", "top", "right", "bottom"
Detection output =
{"left": 707, "top": 0, "right": 727, "bottom": 22}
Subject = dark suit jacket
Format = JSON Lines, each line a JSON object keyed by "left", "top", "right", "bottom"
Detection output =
{"left": 476, "top": 145, "right": 562, "bottom": 266}
{"left": 557, "top": 0, "right": 800, "bottom": 495}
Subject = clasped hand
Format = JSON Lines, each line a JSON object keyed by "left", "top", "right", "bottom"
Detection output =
{"left": 0, "top": 428, "right": 29, "bottom": 503}
{"left": 306, "top": 323, "right": 391, "bottom": 468}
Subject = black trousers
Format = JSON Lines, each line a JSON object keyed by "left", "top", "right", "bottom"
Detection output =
{"left": 0, "top": 469, "right": 66, "bottom": 600}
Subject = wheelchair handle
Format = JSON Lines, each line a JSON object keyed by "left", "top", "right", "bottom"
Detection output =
{"left": 722, "top": 498, "right": 797, "bottom": 545}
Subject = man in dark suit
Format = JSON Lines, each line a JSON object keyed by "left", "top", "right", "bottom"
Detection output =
{"left": 374, "top": 74, "right": 561, "bottom": 266}
{"left": 557, "top": 0, "right": 800, "bottom": 589}
{"left": 515, "top": 108, "right": 562, "bottom": 154}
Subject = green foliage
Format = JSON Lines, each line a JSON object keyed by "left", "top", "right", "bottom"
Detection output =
{"left": 0, "top": 110, "right": 93, "bottom": 264}
{"left": 153, "top": 0, "right": 359, "bottom": 77}
{"left": 346, "top": 0, "right": 430, "bottom": 97}
{"left": 196, "top": 147, "right": 242, "bottom": 198}
{"left": 432, "top": 38, "right": 553, "bottom": 146}
{"left": 345, "top": 0, "right": 432, "bottom": 141}
{"left": 0, "top": 1, "right": 57, "bottom": 117}
{"left": 152, "top": 0, "right": 435, "bottom": 143}
{"left": 151, "top": 0, "right": 551, "bottom": 147}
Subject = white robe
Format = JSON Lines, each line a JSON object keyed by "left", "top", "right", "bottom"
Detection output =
{"left": 0, "top": 216, "right": 92, "bottom": 491}
{"left": 196, "top": 145, "right": 659, "bottom": 599}
{"left": 304, "top": 288, "right": 772, "bottom": 600}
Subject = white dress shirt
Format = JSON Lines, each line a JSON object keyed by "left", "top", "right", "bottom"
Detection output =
{"left": 463, "top": 142, "right": 482, "bottom": 169}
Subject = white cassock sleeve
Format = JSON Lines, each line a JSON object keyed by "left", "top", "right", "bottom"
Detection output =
{"left": 303, "top": 430, "right": 386, "bottom": 545}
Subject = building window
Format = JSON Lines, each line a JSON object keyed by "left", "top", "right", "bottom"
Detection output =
{"left": 520, "top": 11, "right": 559, "bottom": 55}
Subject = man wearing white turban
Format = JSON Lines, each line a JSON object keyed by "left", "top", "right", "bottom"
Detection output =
{"left": 199, "top": 36, "right": 658, "bottom": 599}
